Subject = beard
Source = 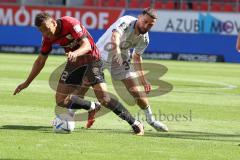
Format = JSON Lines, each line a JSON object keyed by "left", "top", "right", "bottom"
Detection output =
{"left": 137, "top": 26, "right": 148, "bottom": 34}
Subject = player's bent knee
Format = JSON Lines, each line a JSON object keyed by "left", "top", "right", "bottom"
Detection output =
{"left": 98, "top": 96, "right": 111, "bottom": 106}
{"left": 129, "top": 87, "right": 141, "bottom": 98}
{"left": 56, "top": 96, "right": 71, "bottom": 108}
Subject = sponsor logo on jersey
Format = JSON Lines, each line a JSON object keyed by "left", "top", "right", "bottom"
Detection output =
{"left": 73, "top": 24, "right": 82, "bottom": 33}
{"left": 119, "top": 22, "right": 128, "bottom": 32}
{"left": 92, "top": 67, "right": 99, "bottom": 75}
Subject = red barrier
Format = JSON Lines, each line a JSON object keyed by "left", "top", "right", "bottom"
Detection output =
{"left": 0, "top": 5, "right": 123, "bottom": 29}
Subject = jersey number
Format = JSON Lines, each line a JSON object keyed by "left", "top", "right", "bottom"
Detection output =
{"left": 123, "top": 60, "right": 130, "bottom": 71}
{"left": 61, "top": 71, "right": 69, "bottom": 82}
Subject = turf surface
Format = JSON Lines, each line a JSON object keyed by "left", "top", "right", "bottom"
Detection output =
{"left": 0, "top": 53, "right": 239, "bottom": 160}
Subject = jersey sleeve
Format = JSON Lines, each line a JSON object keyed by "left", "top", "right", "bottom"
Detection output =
{"left": 133, "top": 34, "right": 149, "bottom": 55}
{"left": 112, "top": 16, "right": 132, "bottom": 36}
{"left": 69, "top": 20, "right": 87, "bottom": 40}
{"left": 40, "top": 37, "right": 52, "bottom": 55}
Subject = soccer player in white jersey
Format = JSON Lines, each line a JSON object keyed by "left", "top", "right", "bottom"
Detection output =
{"left": 77, "top": 8, "right": 168, "bottom": 131}
{"left": 96, "top": 8, "right": 168, "bottom": 132}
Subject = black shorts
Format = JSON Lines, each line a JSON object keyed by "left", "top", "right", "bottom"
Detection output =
{"left": 59, "top": 60, "right": 105, "bottom": 86}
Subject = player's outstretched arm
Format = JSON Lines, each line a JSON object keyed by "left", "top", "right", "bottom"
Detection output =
{"left": 13, "top": 54, "right": 48, "bottom": 95}
{"left": 132, "top": 52, "right": 152, "bottom": 94}
{"left": 111, "top": 31, "right": 123, "bottom": 65}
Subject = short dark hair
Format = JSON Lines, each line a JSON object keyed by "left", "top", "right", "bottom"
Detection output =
{"left": 34, "top": 12, "right": 52, "bottom": 27}
{"left": 142, "top": 8, "right": 158, "bottom": 19}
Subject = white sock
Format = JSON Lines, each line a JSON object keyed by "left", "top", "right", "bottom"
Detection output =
{"left": 89, "top": 102, "right": 96, "bottom": 111}
{"left": 143, "top": 106, "right": 155, "bottom": 123}
{"left": 132, "top": 120, "right": 141, "bottom": 126}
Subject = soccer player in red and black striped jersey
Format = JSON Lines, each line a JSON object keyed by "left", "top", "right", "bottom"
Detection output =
{"left": 13, "top": 13, "right": 144, "bottom": 135}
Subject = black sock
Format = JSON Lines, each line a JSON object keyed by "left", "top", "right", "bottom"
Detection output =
{"left": 106, "top": 98, "right": 136, "bottom": 125}
{"left": 69, "top": 95, "right": 92, "bottom": 110}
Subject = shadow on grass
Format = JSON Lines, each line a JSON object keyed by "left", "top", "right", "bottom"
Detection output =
{"left": 0, "top": 125, "right": 52, "bottom": 132}
{"left": 80, "top": 128, "right": 134, "bottom": 135}
{"left": 0, "top": 125, "right": 132, "bottom": 135}
{"left": 144, "top": 130, "right": 240, "bottom": 143}
{"left": 1, "top": 125, "right": 239, "bottom": 143}
{"left": 0, "top": 125, "right": 136, "bottom": 136}
{"left": 0, "top": 158, "right": 28, "bottom": 160}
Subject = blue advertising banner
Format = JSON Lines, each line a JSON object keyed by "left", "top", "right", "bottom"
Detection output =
{"left": 1, "top": 25, "right": 239, "bottom": 62}
{"left": 1, "top": 6, "right": 240, "bottom": 63}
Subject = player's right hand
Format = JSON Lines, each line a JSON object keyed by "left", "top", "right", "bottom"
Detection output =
{"left": 13, "top": 82, "right": 29, "bottom": 95}
{"left": 142, "top": 80, "right": 152, "bottom": 94}
{"left": 66, "top": 51, "right": 78, "bottom": 62}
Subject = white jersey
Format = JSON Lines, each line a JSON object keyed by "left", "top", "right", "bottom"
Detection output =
{"left": 96, "top": 15, "right": 149, "bottom": 62}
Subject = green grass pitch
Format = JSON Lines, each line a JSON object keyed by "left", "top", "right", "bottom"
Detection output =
{"left": 0, "top": 53, "right": 239, "bottom": 160}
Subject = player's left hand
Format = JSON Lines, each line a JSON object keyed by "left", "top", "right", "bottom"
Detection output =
{"left": 142, "top": 80, "right": 152, "bottom": 94}
{"left": 66, "top": 51, "right": 78, "bottom": 62}
{"left": 13, "top": 82, "right": 29, "bottom": 95}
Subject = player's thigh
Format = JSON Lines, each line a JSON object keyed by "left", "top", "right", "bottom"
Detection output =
{"left": 122, "top": 78, "right": 149, "bottom": 107}
{"left": 85, "top": 60, "right": 109, "bottom": 102}
{"left": 85, "top": 60, "right": 105, "bottom": 85}
{"left": 74, "top": 84, "right": 91, "bottom": 98}
{"left": 56, "top": 62, "right": 87, "bottom": 103}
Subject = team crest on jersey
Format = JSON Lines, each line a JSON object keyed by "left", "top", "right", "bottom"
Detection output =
{"left": 92, "top": 67, "right": 99, "bottom": 75}
{"left": 66, "top": 34, "right": 73, "bottom": 40}
{"left": 73, "top": 24, "right": 82, "bottom": 33}
{"left": 119, "top": 22, "right": 128, "bottom": 32}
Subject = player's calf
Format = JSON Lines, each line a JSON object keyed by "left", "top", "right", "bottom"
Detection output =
{"left": 103, "top": 98, "right": 145, "bottom": 135}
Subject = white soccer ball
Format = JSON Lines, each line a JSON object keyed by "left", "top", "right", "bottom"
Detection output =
{"left": 52, "top": 114, "right": 75, "bottom": 133}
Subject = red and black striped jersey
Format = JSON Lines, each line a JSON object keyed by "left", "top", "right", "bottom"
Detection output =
{"left": 41, "top": 16, "right": 100, "bottom": 65}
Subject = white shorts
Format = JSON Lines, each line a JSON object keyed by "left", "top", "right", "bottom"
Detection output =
{"left": 103, "top": 60, "right": 137, "bottom": 80}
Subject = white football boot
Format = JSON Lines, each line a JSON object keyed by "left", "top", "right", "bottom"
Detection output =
{"left": 148, "top": 120, "right": 169, "bottom": 132}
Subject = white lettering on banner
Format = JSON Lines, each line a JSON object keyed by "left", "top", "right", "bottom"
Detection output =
{"left": 55, "top": 10, "right": 61, "bottom": 19}
{"left": 15, "top": 7, "right": 30, "bottom": 25}
{"left": 98, "top": 13, "right": 108, "bottom": 29}
{"left": 65, "top": 11, "right": 80, "bottom": 20}
{"left": 44, "top": 10, "right": 55, "bottom": 17}
{"left": 152, "top": 11, "right": 240, "bottom": 35}
{"left": 177, "top": 54, "right": 217, "bottom": 62}
{"left": 75, "top": 12, "right": 80, "bottom": 20}
{"left": 0, "top": 46, "right": 35, "bottom": 53}
{"left": 66, "top": 11, "right": 72, "bottom": 17}
{"left": 81, "top": 12, "right": 97, "bottom": 28}
{"left": 0, "top": 6, "right": 111, "bottom": 29}
{"left": 0, "top": 8, "right": 13, "bottom": 25}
